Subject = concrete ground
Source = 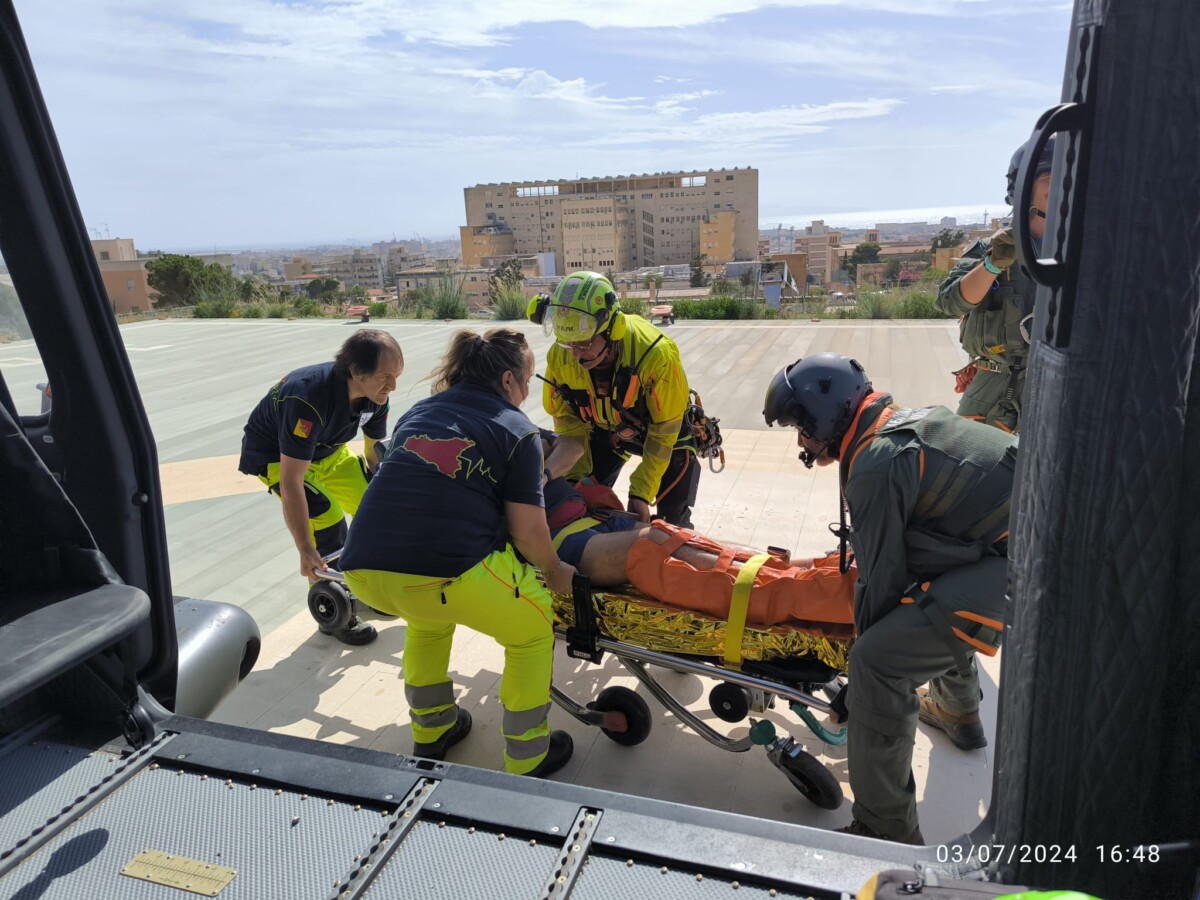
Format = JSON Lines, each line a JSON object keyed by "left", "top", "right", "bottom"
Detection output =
{"left": 1, "top": 317, "right": 998, "bottom": 845}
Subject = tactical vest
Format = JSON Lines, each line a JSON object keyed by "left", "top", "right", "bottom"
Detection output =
{"left": 957, "top": 241, "right": 1036, "bottom": 369}
{"left": 847, "top": 402, "right": 1017, "bottom": 548}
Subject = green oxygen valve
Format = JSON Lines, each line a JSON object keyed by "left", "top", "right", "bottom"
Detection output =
{"left": 749, "top": 719, "right": 777, "bottom": 746}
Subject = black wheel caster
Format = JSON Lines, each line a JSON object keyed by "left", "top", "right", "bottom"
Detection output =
{"left": 308, "top": 581, "right": 354, "bottom": 634}
{"left": 590, "top": 686, "right": 653, "bottom": 746}
{"left": 780, "top": 749, "right": 843, "bottom": 810}
{"left": 709, "top": 682, "right": 751, "bottom": 723}
{"left": 119, "top": 703, "right": 156, "bottom": 750}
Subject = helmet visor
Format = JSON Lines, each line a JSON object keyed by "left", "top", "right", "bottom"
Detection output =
{"left": 763, "top": 366, "right": 798, "bottom": 427}
{"left": 545, "top": 303, "right": 603, "bottom": 345}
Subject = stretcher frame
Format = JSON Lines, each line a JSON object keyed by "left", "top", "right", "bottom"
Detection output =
{"left": 313, "top": 558, "right": 851, "bottom": 809}
{"left": 549, "top": 573, "right": 851, "bottom": 809}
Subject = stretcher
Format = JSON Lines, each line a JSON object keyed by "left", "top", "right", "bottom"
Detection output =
{"left": 547, "top": 567, "right": 852, "bottom": 810}
{"left": 307, "top": 545, "right": 854, "bottom": 811}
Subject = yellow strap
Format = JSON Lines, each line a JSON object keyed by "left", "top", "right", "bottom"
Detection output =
{"left": 551, "top": 517, "right": 602, "bottom": 551}
{"left": 724, "top": 553, "right": 770, "bottom": 669}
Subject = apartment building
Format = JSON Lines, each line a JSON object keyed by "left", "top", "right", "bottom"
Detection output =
{"left": 461, "top": 167, "right": 758, "bottom": 274}
{"left": 316, "top": 249, "right": 384, "bottom": 290}
{"left": 794, "top": 220, "right": 843, "bottom": 286}
{"left": 90, "top": 238, "right": 154, "bottom": 314}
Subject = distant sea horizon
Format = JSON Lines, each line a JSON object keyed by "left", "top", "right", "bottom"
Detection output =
{"left": 763, "top": 201, "right": 1010, "bottom": 231}
{"left": 155, "top": 201, "right": 1012, "bottom": 254}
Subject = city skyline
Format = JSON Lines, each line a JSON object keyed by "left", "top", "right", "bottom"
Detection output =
{"left": 16, "top": 1, "right": 1072, "bottom": 251}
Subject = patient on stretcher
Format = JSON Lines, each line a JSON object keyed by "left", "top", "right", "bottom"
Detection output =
{"left": 544, "top": 477, "right": 857, "bottom": 648}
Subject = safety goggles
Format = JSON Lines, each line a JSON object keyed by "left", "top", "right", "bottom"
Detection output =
{"left": 544, "top": 303, "right": 604, "bottom": 346}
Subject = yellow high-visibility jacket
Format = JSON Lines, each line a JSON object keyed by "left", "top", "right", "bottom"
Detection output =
{"left": 542, "top": 314, "right": 689, "bottom": 503}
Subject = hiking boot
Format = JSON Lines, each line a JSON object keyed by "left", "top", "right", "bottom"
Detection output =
{"left": 323, "top": 615, "right": 378, "bottom": 646}
{"left": 524, "top": 731, "right": 574, "bottom": 779}
{"left": 917, "top": 688, "right": 986, "bottom": 751}
{"left": 412, "top": 708, "right": 473, "bottom": 761}
{"left": 836, "top": 818, "right": 925, "bottom": 845}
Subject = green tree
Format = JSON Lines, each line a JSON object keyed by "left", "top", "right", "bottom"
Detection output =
{"left": 710, "top": 276, "right": 732, "bottom": 296}
{"left": 847, "top": 242, "right": 882, "bottom": 267}
{"left": 689, "top": 254, "right": 711, "bottom": 288}
{"left": 305, "top": 277, "right": 341, "bottom": 300}
{"left": 642, "top": 273, "right": 664, "bottom": 290}
{"left": 237, "top": 275, "right": 270, "bottom": 304}
{"left": 346, "top": 284, "right": 369, "bottom": 303}
{"left": 146, "top": 254, "right": 233, "bottom": 308}
{"left": 930, "top": 228, "right": 966, "bottom": 252}
{"left": 884, "top": 258, "right": 903, "bottom": 283}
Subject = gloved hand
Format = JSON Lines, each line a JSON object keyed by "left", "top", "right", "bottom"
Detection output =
{"left": 987, "top": 228, "right": 1017, "bottom": 271}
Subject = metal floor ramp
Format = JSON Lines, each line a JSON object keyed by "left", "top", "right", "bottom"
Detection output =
{"left": 0, "top": 716, "right": 923, "bottom": 899}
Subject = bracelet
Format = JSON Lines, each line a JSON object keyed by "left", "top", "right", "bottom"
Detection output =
{"left": 981, "top": 255, "right": 1002, "bottom": 276}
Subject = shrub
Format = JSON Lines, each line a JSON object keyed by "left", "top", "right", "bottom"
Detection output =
{"left": 855, "top": 292, "right": 897, "bottom": 319}
{"left": 292, "top": 297, "right": 323, "bottom": 318}
{"left": 619, "top": 297, "right": 646, "bottom": 318}
{"left": 492, "top": 284, "right": 527, "bottom": 320}
{"left": 894, "top": 291, "right": 953, "bottom": 319}
{"left": 367, "top": 300, "right": 390, "bottom": 318}
{"left": 430, "top": 275, "right": 467, "bottom": 319}
{"left": 265, "top": 302, "right": 290, "bottom": 318}
{"left": 240, "top": 303, "right": 265, "bottom": 319}
{"left": 193, "top": 297, "right": 236, "bottom": 318}
{"left": 671, "top": 296, "right": 765, "bottom": 320}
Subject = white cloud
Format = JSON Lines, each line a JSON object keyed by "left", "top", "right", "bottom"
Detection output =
{"left": 13, "top": 0, "right": 1068, "bottom": 246}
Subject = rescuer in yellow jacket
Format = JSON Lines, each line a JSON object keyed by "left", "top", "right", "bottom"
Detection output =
{"left": 528, "top": 271, "right": 700, "bottom": 527}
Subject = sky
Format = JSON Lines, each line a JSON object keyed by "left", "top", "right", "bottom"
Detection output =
{"left": 16, "top": 0, "right": 1074, "bottom": 251}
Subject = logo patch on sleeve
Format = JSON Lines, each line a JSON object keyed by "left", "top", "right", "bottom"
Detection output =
{"left": 293, "top": 418, "right": 314, "bottom": 439}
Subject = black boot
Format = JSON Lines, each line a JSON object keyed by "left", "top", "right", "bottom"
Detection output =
{"left": 412, "top": 708, "right": 472, "bottom": 761}
{"left": 524, "top": 731, "right": 574, "bottom": 779}
{"left": 328, "top": 615, "right": 377, "bottom": 646}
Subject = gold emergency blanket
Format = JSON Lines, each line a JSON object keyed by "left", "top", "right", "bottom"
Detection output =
{"left": 552, "top": 587, "right": 852, "bottom": 673}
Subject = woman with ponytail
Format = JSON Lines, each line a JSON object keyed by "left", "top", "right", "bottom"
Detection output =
{"left": 340, "top": 327, "right": 576, "bottom": 778}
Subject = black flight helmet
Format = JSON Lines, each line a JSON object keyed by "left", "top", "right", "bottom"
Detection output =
{"left": 763, "top": 353, "right": 872, "bottom": 467}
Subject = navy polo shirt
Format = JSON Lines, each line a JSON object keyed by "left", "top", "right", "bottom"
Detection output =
{"left": 238, "top": 362, "right": 388, "bottom": 474}
{"left": 340, "top": 383, "right": 544, "bottom": 578}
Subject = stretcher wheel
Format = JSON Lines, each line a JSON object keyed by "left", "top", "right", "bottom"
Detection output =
{"left": 780, "top": 749, "right": 843, "bottom": 810}
{"left": 308, "top": 581, "right": 353, "bottom": 634}
{"left": 709, "top": 683, "right": 751, "bottom": 723}
{"left": 592, "top": 686, "right": 652, "bottom": 746}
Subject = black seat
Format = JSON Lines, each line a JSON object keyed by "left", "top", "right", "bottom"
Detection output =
{"left": 0, "top": 383, "right": 150, "bottom": 713}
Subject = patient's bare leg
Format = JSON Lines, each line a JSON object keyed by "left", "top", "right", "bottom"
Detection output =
{"left": 578, "top": 525, "right": 652, "bottom": 586}
{"left": 641, "top": 525, "right": 719, "bottom": 569}
{"left": 578, "top": 523, "right": 726, "bottom": 587}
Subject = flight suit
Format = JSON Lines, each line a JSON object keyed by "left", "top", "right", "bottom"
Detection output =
{"left": 937, "top": 239, "right": 1037, "bottom": 433}
{"left": 839, "top": 396, "right": 1017, "bottom": 840}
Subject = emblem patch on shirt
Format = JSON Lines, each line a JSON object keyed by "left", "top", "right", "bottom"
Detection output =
{"left": 293, "top": 418, "right": 314, "bottom": 439}
{"left": 402, "top": 434, "right": 484, "bottom": 479}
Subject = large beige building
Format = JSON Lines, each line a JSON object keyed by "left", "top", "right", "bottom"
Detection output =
{"left": 461, "top": 167, "right": 758, "bottom": 273}
{"left": 793, "top": 220, "right": 843, "bottom": 286}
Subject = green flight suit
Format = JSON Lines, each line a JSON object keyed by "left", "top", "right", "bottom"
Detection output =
{"left": 841, "top": 398, "right": 1017, "bottom": 840}
{"left": 937, "top": 239, "right": 1037, "bottom": 432}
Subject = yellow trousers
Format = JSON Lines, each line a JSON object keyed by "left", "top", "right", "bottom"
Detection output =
{"left": 344, "top": 545, "right": 554, "bottom": 774}
{"left": 259, "top": 445, "right": 369, "bottom": 556}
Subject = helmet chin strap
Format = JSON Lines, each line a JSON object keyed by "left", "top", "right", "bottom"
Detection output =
{"left": 798, "top": 436, "right": 830, "bottom": 469}
{"left": 578, "top": 336, "right": 616, "bottom": 367}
